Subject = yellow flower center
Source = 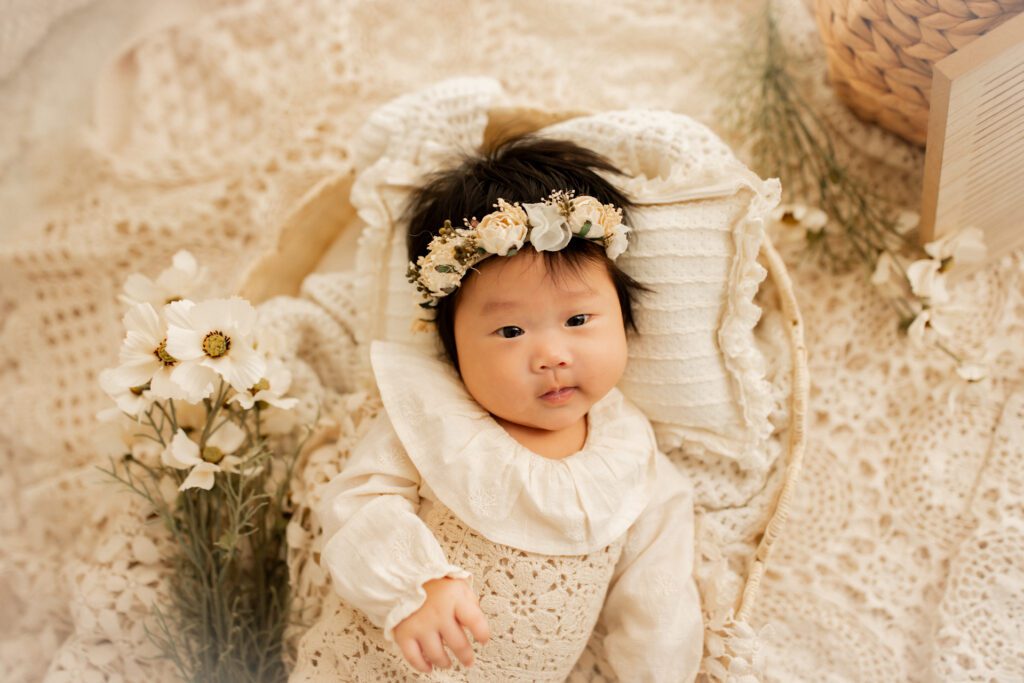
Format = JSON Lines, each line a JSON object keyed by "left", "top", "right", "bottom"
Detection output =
{"left": 250, "top": 378, "right": 270, "bottom": 394}
{"left": 202, "top": 446, "right": 224, "bottom": 464}
{"left": 154, "top": 338, "right": 177, "bottom": 366}
{"left": 130, "top": 383, "right": 149, "bottom": 395}
{"left": 202, "top": 331, "right": 231, "bottom": 358}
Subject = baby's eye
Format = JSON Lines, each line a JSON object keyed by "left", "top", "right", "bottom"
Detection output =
{"left": 496, "top": 326, "right": 524, "bottom": 339}
{"left": 566, "top": 314, "right": 590, "bottom": 327}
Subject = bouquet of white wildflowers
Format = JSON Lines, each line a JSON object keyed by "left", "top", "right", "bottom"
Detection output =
{"left": 97, "top": 250, "right": 315, "bottom": 682}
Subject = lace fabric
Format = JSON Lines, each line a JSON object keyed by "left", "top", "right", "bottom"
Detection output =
{"left": 4, "top": 0, "right": 1022, "bottom": 680}
{"left": 290, "top": 500, "right": 624, "bottom": 682}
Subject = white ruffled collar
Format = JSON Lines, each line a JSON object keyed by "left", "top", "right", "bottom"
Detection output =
{"left": 370, "top": 339, "right": 659, "bottom": 555}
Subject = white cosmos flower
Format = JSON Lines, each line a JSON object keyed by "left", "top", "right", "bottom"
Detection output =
{"left": 924, "top": 226, "right": 986, "bottom": 265}
{"left": 229, "top": 357, "right": 300, "bottom": 411}
{"left": 524, "top": 202, "right": 572, "bottom": 252}
{"left": 165, "top": 297, "right": 266, "bottom": 395}
{"left": 119, "top": 250, "right": 206, "bottom": 309}
{"left": 116, "top": 303, "right": 207, "bottom": 402}
{"left": 906, "top": 259, "right": 950, "bottom": 305}
{"left": 162, "top": 425, "right": 247, "bottom": 491}
{"left": 98, "top": 367, "right": 154, "bottom": 418}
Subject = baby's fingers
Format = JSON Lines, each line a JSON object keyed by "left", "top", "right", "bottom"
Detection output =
{"left": 455, "top": 601, "right": 491, "bottom": 645}
{"left": 419, "top": 632, "right": 452, "bottom": 670}
{"left": 440, "top": 620, "right": 475, "bottom": 668}
{"left": 397, "top": 637, "right": 431, "bottom": 674}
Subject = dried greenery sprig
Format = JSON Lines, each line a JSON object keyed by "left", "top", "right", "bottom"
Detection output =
{"left": 718, "top": 1, "right": 915, "bottom": 272}
{"left": 716, "top": 1, "right": 989, "bottom": 379}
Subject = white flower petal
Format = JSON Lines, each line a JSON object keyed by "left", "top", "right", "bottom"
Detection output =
{"left": 216, "top": 345, "right": 267, "bottom": 393}
{"left": 170, "top": 250, "right": 198, "bottom": 276}
{"left": 165, "top": 327, "right": 205, "bottom": 361}
{"left": 924, "top": 226, "right": 987, "bottom": 264}
{"left": 148, "top": 367, "right": 192, "bottom": 401}
{"left": 261, "top": 394, "right": 299, "bottom": 410}
{"left": 228, "top": 391, "right": 257, "bottom": 410}
{"left": 207, "top": 420, "right": 247, "bottom": 453}
{"left": 895, "top": 210, "right": 919, "bottom": 235}
{"left": 907, "top": 310, "right": 931, "bottom": 350}
{"left": 162, "top": 429, "right": 202, "bottom": 469}
{"left": 180, "top": 462, "right": 219, "bottom": 491}
{"left": 605, "top": 224, "right": 630, "bottom": 260}
{"left": 266, "top": 360, "right": 294, "bottom": 393}
{"left": 906, "top": 259, "right": 950, "bottom": 304}
{"left": 162, "top": 299, "right": 196, "bottom": 328}
{"left": 219, "top": 455, "right": 243, "bottom": 473}
{"left": 122, "top": 302, "right": 165, "bottom": 340}
{"left": 119, "top": 274, "right": 162, "bottom": 308}
{"left": 169, "top": 362, "right": 217, "bottom": 401}
{"left": 525, "top": 203, "right": 572, "bottom": 252}
{"left": 222, "top": 297, "right": 260, "bottom": 336}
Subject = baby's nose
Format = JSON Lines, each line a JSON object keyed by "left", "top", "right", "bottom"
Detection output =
{"left": 534, "top": 348, "right": 571, "bottom": 372}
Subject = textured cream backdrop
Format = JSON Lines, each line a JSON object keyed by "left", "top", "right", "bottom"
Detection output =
{"left": 1, "top": 1, "right": 1022, "bottom": 681}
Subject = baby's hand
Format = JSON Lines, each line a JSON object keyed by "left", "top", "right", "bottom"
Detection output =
{"left": 393, "top": 577, "right": 490, "bottom": 673}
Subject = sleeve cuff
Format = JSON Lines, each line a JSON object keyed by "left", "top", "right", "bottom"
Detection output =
{"left": 382, "top": 565, "right": 474, "bottom": 644}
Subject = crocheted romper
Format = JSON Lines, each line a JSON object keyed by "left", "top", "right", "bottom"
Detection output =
{"left": 291, "top": 498, "right": 625, "bottom": 681}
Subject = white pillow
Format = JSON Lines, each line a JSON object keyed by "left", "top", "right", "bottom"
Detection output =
{"left": 539, "top": 111, "right": 779, "bottom": 469}
{"left": 349, "top": 79, "right": 779, "bottom": 468}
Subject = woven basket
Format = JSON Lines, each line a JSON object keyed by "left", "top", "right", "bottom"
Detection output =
{"left": 813, "top": 0, "right": 1024, "bottom": 145}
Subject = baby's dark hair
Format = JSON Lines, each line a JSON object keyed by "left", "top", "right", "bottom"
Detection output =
{"left": 403, "top": 133, "right": 652, "bottom": 374}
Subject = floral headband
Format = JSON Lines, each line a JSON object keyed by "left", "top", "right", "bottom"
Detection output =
{"left": 406, "top": 189, "right": 631, "bottom": 317}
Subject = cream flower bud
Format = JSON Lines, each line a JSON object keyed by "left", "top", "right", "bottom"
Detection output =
{"left": 418, "top": 258, "right": 462, "bottom": 296}
{"left": 568, "top": 196, "right": 607, "bottom": 237}
{"left": 525, "top": 202, "right": 572, "bottom": 252}
{"left": 476, "top": 200, "right": 528, "bottom": 255}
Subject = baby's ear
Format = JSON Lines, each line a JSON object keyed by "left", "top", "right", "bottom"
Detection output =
{"left": 482, "top": 107, "right": 589, "bottom": 151}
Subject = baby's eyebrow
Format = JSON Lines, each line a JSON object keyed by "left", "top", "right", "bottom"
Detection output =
{"left": 480, "top": 290, "right": 597, "bottom": 315}
{"left": 479, "top": 300, "right": 520, "bottom": 315}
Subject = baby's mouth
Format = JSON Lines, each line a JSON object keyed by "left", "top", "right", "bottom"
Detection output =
{"left": 539, "top": 386, "right": 577, "bottom": 402}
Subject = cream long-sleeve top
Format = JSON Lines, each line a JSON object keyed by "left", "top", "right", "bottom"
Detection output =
{"left": 315, "top": 340, "right": 703, "bottom": 681}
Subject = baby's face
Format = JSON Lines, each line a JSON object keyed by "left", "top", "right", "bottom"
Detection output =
{"left": 453, "top": 249, "right": 628, "bottom": 436}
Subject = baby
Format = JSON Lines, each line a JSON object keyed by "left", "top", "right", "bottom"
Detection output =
{"left": 291, "top": 134, "right": 703, "bottom": 681}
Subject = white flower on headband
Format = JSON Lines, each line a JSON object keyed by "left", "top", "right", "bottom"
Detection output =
{"left": 524, "top": 201, "right": 572, "bottom": 252}
{"left": 406, "top": 189, "right": 632, "bottom": 325}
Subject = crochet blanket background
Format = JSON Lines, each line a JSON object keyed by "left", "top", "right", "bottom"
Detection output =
{"left": 1, "top": 0, "right": 1022, "bottom": 681}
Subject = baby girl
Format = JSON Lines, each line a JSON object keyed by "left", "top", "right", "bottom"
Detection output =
{"left": 291, "top": 134, "right": 703, "bottom": 681}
